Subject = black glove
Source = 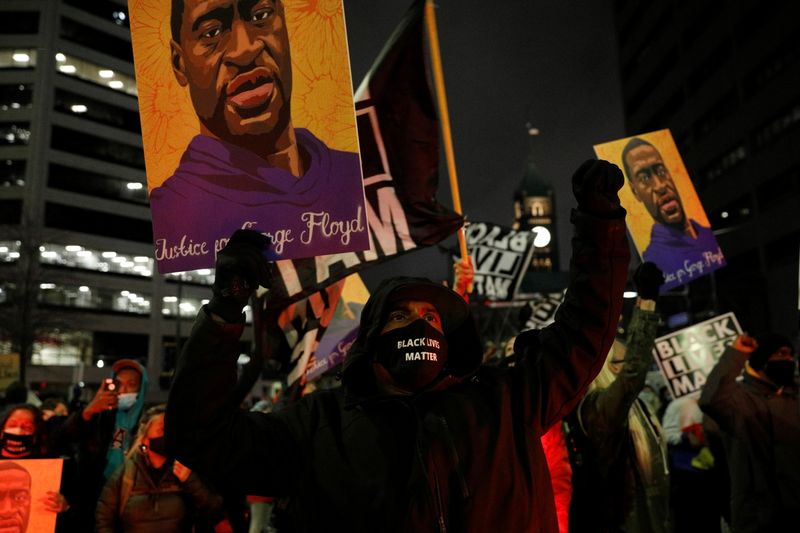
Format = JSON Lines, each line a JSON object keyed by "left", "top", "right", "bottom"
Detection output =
{"left": 571, "top": 159, "right": 624, "bottom": 217}
{"left": 207, "top": 230, "right": 271, "bottom": 323}
{"left": 634, "top": 261, "right": 664, "bottom": 300}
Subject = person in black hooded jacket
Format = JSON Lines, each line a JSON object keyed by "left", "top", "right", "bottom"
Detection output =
{"left": 165, "top": 158, "right": 630, "bottom": 532}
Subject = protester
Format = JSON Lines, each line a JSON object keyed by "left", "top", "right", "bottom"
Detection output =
{"left": 0, "top": 404, "right": 75, "bottom": 531}
{"left": 95, "top": 404, "right": 230, "bottom": 532}
{"left": 699, "top": 333, "right": 800, "bottom": 532}
{"left": 662, "top": 394, "right": 722, "bottom": 532}
{"left": 166, "top": 158, "right": 630, "bottom": 532}
{"left": 63, "top": 358, "right": 148, "bottom": 531}
{"left": 565, "top": 262, "right": 671, "bottom": 533}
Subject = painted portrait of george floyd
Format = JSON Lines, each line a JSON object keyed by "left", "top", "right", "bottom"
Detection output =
{"left": 129, "top": 0, "right": 369, "bottom": 274}
{"left": 0, "top": 460, "right": 63, "bottom": 533}
{"left": 594, "top": 129, "right": 726, "bottom": 291}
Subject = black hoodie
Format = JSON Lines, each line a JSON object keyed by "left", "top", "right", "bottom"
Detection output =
{"left": 166, "top": 209, "right": 629, "bottom": 532}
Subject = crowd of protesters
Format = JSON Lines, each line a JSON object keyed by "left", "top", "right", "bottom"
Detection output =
{"left": 1, "top": 158, "right": 798, "bottom": 533}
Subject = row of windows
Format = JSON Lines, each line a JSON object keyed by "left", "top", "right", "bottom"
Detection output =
{"left": 0, "top": 83, "right": 32, "bottom": 111}
{"left": 0, "top": 239, "right": 214, "bottom": 286}
{"left": 51, "top": 125, "right": 145, "bottom": 169}
{"left": 0, "top": 121, "right": 30, "bottom": 145}
{"left": 0, "top": 159, "right": 26, "bottom": 188}
{"left": 742, "top": 31, "right": 800, "bottom": 100}
{"left": 60, "top": 16, "right": 133, "bottom": 64}
{"left": 54, "top": 88, "right": 141, "bottom": 134}
{"left": 48, "top": 163, "right": 148, "bottom": 205}
{"left": 62, "top": 0, "right": 130, "bottom": 28}
{"left": 0, "top": 11, "right": 39, "bottom": 34}
{"left": 0, "top": 49, "right": 137, "bottom": 97}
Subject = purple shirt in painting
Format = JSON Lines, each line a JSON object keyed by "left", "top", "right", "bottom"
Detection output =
{"left": 642, "top": 219, "right": 726, "bottom": 291}
{"left": 149, "top": 129, "right": 368, "bottom": 273}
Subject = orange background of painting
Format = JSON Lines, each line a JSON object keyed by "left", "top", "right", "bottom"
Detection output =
{"left": 4, "top": 458, "right": 63, "bottom": 533}
{"left": 128, "top": 0, "right": 359, "bottom": 190}
{"left": 593, "top": 129, "right": 711, "bottom": 257}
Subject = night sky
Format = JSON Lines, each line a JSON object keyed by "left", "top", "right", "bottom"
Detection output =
{"left": 342, "top": 0, "right": 627, "bottom": 289}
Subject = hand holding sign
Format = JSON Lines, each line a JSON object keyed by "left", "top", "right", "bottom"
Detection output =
{"left": 733, "top": 334, "right": 758, "bottom": 354}
{"left": 571, "top": 159, "right": 624, "bottom": 217}
{"left": 208, "top": 230, "right": 272, "bottom": 323}
{"left": 634, "top": 262, "right": 665, "bottom": 301}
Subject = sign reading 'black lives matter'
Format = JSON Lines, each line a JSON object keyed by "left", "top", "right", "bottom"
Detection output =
{"left": 465, "top": 222, "right": 536, "bottom": 302}
{"left": 652, "top": 312, "right": 742, "bottom": 399}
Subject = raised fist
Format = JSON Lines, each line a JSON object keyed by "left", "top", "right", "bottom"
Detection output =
{"left": 634, "top": 261, "right": 665, "bottom": 300}
{"left": 571, "top": 159, "right": 624, "bottom": 217}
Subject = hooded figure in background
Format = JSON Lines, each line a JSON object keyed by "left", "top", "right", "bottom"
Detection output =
{"left": 166, "top": 158, "right": 631, "bottom": 532}
{"left": 700, "top": 332, "right": 800, "bottom": 533}
{"left": 63, "top": 359, "right": 149, "bottom": 531}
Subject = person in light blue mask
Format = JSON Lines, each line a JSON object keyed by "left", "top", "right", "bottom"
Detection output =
{"left": 63, "top": 358, "right": 148, "bottom": 532}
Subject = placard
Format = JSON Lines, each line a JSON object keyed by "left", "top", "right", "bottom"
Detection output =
{"left": 465, "top": 222, "right": 536, "bottom": 301}
{"left": 129, "top": 0, "right": 368, "bottom": 272}
{"left": 0, "top": 458, "right": 63, "bottom": 533}
{"left": 594, "top": 129, "right": 725, "bottom": 291}
{"left": 652, "top": 312, "right": 742, "bottom": 399}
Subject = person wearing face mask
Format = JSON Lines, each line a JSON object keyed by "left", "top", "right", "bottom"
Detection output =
{"left": 699, "top": 332, "right": 800, "bottom": 532}
{"left": 62, "top": 359, "right": 148, "bottom": 531}
{"left": 1, "top": 404, "right": 74, "bottom": 531}
{"left": 95, "top": 405, "right": 229, "bottom": 533}
{"left": 166, "top": 158, "right": 630, "bottom": 532}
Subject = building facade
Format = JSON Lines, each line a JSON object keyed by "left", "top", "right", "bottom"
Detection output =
{"left": 0, "top": 0, "right": 252, "bottom": 401}
{"left": 613, "top": 0, "right": 799, "bottom": 336}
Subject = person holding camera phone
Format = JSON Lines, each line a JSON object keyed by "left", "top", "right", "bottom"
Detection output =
{"left": 62, "top": 359, "right": 149, "bottom": 531}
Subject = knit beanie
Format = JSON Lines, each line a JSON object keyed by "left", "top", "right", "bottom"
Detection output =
{"left": 749, "top": 333, "right": 794, "bottom": 370}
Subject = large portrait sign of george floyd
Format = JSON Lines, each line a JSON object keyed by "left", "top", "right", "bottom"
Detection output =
{"left": 465, "top": 222, "right": 536, "bottom": 302}
{"left": 128, "top": 0, "right": 369, "bottom": 273}
{"left": 652, "top": 312, "right": 742, "bottom": 399}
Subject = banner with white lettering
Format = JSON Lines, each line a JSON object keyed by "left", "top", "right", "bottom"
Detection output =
{"left": 259, "top": 0, "right": 462, "bottom": 311}
{"left": 465, "top": 222, "right": 536, "bottom": 302}
{"left": 130, "top": 0, "right": 369, "bottom": 273}
{"left": 652, "top": 312, "right": 742, "bottom": 399}
{"left": 522, "top": 291, "right": 567, "bottom": 330}
{"left": 593, "top": 129, "right": 726, "bottom": 292}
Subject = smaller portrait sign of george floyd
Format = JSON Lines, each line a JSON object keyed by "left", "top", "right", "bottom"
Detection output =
{"left": 594, "top": 129, "right": 726, "bottom": 292}
{"left": 652, "top": 312, "right": 742, "bottom": 399}
{"left": 464, "top": 222, "right": 537, "bottom": 302}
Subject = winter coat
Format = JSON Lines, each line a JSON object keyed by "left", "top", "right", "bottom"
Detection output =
{"left": 95, "top": 452, "right": 224, "bottom": 533}
{"left": 699, "top": 346, "right": 800, "bottom": 533}
{"left": 566, "top": 307, "right": 671, "bottom": 533}
{"left": 166, "top": 209, "right": 630, "bottom": 532}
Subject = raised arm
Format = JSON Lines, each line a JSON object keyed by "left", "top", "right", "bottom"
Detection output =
{"left": 698, "top": 335, "right": 756, "bottom": 430}
{"left": 578, "top": 263, "right": 663, "bottom": 437}
{"left": 512, "top": 159, "right": 630, "bottom": 435}
{"left": 165, "top": 231, "right": 304, "bottom": 497}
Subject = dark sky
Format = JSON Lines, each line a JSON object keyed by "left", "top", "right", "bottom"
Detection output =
{"left": 342, "top": 0, "right": 627, "bottom": 289}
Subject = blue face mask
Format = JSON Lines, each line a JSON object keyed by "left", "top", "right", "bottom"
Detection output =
{"left": 117, "top": 392, "right": 138, "bottom": 411}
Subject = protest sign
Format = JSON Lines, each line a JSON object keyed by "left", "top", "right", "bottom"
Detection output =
{"left": 465, "top": 222, "right": 536, "bottom": 302}
{"left": 521, "top": 291, "right": 566, "bottom": 330}
{"left": 652, "top": 312, "right": 742, "bottom": 399}
{"left": 0, "top": 458, "right": 63, "bottom": 533}
{"left": 129, "top": 0, "right": 369, "bottom": 273}
{"left": 0, "top": 353, "right": 20, "bottom": 390}
{"left": 594, "top": 129, "right": 725, "bottom": 291}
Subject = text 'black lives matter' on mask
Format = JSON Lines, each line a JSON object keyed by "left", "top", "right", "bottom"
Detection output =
{"left": 1, "top": 429, "right": 35, "bottom": 457}
{"left": 375, "top": 319, "right": 448, "bottom": 391}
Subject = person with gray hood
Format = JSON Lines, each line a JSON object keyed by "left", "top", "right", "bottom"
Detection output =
{"left": 166, "top": 158, "right": 631, "bottom": 532}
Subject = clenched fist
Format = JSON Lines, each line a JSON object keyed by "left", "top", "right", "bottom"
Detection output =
{"left": 571, "top": 159, "right": 625, "bottom": 217}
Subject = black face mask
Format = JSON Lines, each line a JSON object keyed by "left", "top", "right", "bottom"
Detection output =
{"left": 1, "top": 432, "right": 35, "bottom": 457}
{"left": 763, "top": 360, "right": 797, "bottom": 387}
{"left": 374, "top": 319, "right": 448, "bottom": 391}
{"left": 147, "top": 436, "right": 168, "bottom": 457}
